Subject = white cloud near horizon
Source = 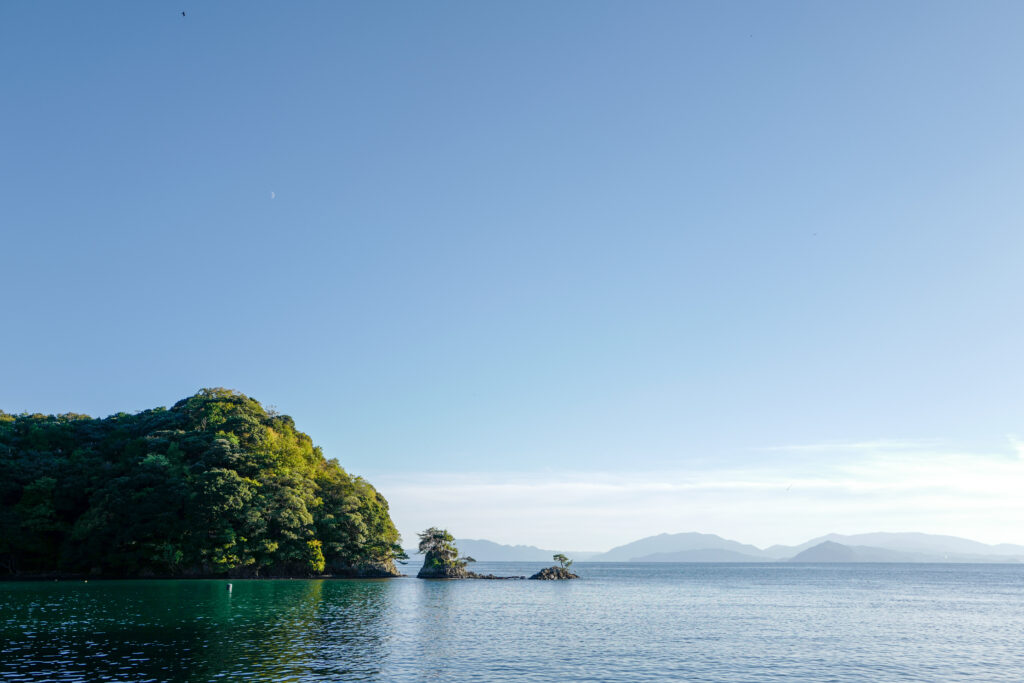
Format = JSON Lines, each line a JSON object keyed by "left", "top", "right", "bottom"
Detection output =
{"left": 369, "top": 439, "right": 1024, "bottom": 552}
{"left": 756, "top": 439, "right": 944, "bottom": 453}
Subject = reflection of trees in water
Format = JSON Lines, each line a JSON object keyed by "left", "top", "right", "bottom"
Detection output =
{"left": 0, "top": 580, "right": 235, "bottom": 681}
{"left": 1, "top": 580, "right": 235, "bottom": 681}
{"left": 198, "top": 578, "right": 400, "bottom": 680}
{"left": 205, "top": 578, "right": 328, "bottom": 679}
{"left": 0, "top": 579, "right": 403, "bottom": 682}
{"left": 288, "top": 579, "right": 398, "bottom": 680}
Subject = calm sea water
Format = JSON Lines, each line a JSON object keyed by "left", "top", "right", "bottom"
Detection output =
{"left": 2, "top": 563, "right": 1023, "bottom": 681}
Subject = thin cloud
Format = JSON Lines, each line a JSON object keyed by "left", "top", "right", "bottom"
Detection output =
{"left": 1007, "top": 435, "right": 1024, "bottom": 460}
{"left": 757, "top": 439, "right": 942, "bottom": 453}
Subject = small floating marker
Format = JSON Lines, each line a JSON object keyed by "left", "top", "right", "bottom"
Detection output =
{"left": 226, "top": 583, "right": 232, "bottom": 592}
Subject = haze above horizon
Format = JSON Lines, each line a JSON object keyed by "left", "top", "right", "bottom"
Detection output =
{"left": 4, "top": 2, "right": 1024, "bottom": 549}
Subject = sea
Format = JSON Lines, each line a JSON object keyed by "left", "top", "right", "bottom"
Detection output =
{"left": 2, "top": 562, "right": 1023, "bottom": 681}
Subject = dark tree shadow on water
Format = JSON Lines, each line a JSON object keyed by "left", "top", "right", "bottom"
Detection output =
{"left": 0, "top": 579, "right": 401, "bottom": 682}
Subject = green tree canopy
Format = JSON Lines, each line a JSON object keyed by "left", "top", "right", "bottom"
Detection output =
{"left": 418, "top": 527, "right": 458, "bottom": 567}
{"left": 0, "top": 389, "right": 404, "bottom": 577}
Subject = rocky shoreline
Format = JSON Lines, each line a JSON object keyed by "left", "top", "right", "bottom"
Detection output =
{"left": 5, "top": 564, "right": 575, "bottom": 581}
{"left": 0, "top": 562, "right": 400, "bottom": 582}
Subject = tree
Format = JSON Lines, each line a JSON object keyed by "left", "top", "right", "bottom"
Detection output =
{"left": 305, "top": 540, "right": 326, "bottom": 574}
{"left": 418, "top": 527, "right": 459, "bottom": 568}
{"left": 553, "top": 553, "right": 573, "bottom": 569}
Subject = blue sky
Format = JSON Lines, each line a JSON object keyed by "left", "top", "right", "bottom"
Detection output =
{"left": 4, "top": 2, "right": 1024, "bottom": 548}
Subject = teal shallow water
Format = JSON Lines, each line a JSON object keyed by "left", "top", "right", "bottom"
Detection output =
{"left": 2, "top": 563, "right": 1023, "bottom": 681}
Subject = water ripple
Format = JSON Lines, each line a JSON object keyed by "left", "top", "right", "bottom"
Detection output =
{"left": 2, "top": 564, "right": 1024, "bottom": 681}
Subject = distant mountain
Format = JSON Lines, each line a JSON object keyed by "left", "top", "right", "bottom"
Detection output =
{"left": 402, "top": 539, "right": 601, "bottom": 562}
{"left": 789, "top": 541, "right": 858, "bottom": 562}
{"left": 788, "top": 540, "right": 1022, "bottom": 563}
{"left": 788, "top": 541, "right": 927, "bottom": 563}
{"left": 630, "top": 549, "right": 768, "bottom": 562}
{"left": 591, "top": 532, "right": 769, "bottom": 562}
{"left": 766, "top": 532, "right": 1024, "bottom": 561}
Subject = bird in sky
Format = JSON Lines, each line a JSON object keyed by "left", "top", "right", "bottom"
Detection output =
{"left": 181, "top": 11, "right": 186, "bottom": 17}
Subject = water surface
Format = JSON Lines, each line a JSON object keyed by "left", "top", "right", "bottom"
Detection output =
{"left": 3, "top": 563, "right": 1022, "bottom": 681}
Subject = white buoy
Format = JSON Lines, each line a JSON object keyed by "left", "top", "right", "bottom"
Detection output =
{"left": 226, "top": 583, "right": 232, "bottom": 592}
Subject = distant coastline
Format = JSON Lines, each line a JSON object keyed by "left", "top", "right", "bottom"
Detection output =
{"left": 441, "top": 531, "right": 1024, "bottom": 564}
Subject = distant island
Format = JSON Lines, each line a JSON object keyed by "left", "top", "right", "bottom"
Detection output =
{"left": 453, "top": 531, "right": 1024, "bottom": 564}
{"left": 0, "top": 389, "right": 406, "bottom": 578}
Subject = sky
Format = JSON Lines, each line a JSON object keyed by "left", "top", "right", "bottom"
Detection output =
{"left": 3, "top": 1, "right": 1024, "bottom": 551}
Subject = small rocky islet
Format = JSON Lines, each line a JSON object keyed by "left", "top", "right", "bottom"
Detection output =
{"left": 528, "top": 566, "right": 579, "bottom": 580}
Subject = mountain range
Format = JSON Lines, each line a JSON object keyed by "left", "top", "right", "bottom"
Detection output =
{"left": 765, "top": 532, "right": 1024, "bottom": 560}
{"left": 435, "top": 532, "right": 1024, "bottom": 564}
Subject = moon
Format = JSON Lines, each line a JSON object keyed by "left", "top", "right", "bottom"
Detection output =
{"left": 270, "top": 191, "right": 276, "bottom": 199}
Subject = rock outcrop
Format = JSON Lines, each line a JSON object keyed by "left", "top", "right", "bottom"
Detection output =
{"left": 529, "top": 566, "right": 579, "bottom": 580}
{"left": 352, "top": 561, "right": 403, "bottom": 578}
{"left": 417, "top": 551, "right": 471, "bottom": 578}
{"left": 416, "top": 552, "right": 528, "bottom": 579}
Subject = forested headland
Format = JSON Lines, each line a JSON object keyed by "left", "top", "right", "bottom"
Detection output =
{"left": 0, "top": 389, "right": 405, "bottom": 578}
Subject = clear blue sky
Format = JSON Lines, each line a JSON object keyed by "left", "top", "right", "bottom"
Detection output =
{"left": 4, "top": 2, "right": 1024, "bottom": 547}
